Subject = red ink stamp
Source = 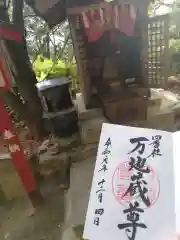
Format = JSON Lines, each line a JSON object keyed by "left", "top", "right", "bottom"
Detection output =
{"left": 112, "top": 161, "right": 160, "bottom": 209}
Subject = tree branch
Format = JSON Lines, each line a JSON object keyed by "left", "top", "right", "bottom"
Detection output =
{"left": 43, "top": 33, "right": 70, "bottom": 80}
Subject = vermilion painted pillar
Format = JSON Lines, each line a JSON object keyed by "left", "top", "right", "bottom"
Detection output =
{"left": 0, "top": 97, "right": 43, "bottom": 207}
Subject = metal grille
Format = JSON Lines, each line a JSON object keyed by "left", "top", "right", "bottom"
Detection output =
{"left": 147, "top": 15, "right": 169, "bottom": 88}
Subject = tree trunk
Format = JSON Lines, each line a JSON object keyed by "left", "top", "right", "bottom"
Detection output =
{"left": 0, "top": 90, "right": 28, "bottom": 120}
{"left": 12, "top": 0, "right": 25, "bottom": 31}
{"left": 9, "top": 0, "right": 45, "bottom": 138}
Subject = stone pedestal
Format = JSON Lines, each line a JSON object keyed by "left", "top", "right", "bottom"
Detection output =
{"left": 76, "top": 92, "right": 166, "bottom": 145}
{"left": 129, "top": 110, "right": 175, "bottom": 131}
{"left": 80, "top": 117, "right": 107, "bottom": 145}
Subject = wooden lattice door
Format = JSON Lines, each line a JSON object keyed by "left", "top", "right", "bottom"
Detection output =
{"left": 147, "top": 14, "right": 170, "bottom": 88}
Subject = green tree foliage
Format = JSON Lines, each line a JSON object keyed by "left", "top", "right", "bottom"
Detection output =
{"left": 33, "top": 57, "right": 68, "bottom": 80}
{"left": 150, "top": 0, "right": 180, "bottom": 74}
{"left": 23, "top": 3, "right": 80, "bottom": 90}
{"left": 24, "top": 4, "right": 70, "bottom": 62}
{"left": 33, "top": 56, "right": 79, "bottom": 91}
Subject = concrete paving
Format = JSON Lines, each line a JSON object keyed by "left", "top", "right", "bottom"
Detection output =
{"left": 0, "top": 186, "right": 64, "bottom": 240}
{"left": 62, "top": 157, "right": 96, "bottom": 240}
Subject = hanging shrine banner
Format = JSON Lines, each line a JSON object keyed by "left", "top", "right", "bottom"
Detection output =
{"left": 81, "top": 3, "right": 137, "bottom": 43}
{"left": 83, "top": 123, "right": 180, "bottom": 240}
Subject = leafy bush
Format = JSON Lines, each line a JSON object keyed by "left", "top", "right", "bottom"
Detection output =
{"left": 33, "top": 56, "right": 80, "bottom": 91}
{"left": 170, "top": 39, "right": 180, "bottom": 53}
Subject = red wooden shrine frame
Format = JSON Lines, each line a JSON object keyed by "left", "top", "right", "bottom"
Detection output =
{"left": 0, "top": 24, "right": 42, "bottom": 207}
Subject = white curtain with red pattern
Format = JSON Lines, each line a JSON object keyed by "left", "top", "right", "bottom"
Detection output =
{"left": 81, "top": 3, "right": 137, "bottom": 42}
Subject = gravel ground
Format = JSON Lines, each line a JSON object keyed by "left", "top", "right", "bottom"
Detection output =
{"left": 0, "top": 185, "right": 64, "bottom": 240}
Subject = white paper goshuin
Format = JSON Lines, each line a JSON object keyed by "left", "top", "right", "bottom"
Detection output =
{"left": 83, "top": 123, "right": 180, "bottom": 240}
